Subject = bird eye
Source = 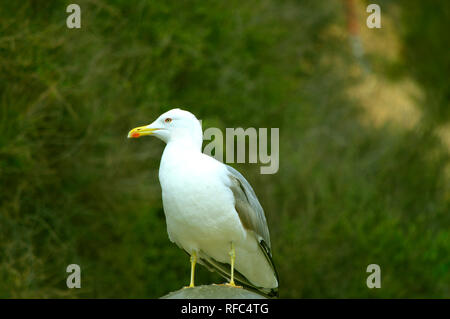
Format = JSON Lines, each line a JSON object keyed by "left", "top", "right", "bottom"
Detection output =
{"left": 165, "top": 118, "right": 172, "bottom": 123}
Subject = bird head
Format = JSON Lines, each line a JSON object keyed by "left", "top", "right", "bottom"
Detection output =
{"left": 127, "top": 108, "right": 203, "bottom": 147}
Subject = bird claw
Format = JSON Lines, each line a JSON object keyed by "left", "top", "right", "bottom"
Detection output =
{"left": 225, "top": 282, "right": 242, "bottom": 288}
{"left": 213, "top": 282, "right": 242, "bottom": 288}
{"left": 183, "top": 285, "right": 195, "bottom": 289}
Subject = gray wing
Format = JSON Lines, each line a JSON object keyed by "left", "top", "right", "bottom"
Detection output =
{"left": 225, "top": 165, "right": 271, "bottom": 250}
{"left": 194, "top": 164, "right": 279, "bottom": 297}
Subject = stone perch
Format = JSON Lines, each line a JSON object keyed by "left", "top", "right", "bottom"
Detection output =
{"left": 161, "top": 285, "right": 267, "bottom": 299}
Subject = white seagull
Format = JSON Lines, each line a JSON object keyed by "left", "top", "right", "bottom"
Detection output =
{"left": 128, "top": 108, "right": 279, "bottom": 297}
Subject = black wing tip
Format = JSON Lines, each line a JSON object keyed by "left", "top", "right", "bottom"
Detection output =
{"left": 267, "top": 288, "right": 279, "bottom": 298}
{"left": 259, "top": 239, "right": 280, "bottom": 287}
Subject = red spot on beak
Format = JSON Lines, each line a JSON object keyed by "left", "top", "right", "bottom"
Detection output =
{"left": 131, "top": 132, "right": 140, "bottom": 138}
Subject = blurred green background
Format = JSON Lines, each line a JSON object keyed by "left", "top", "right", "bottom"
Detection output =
{"left": 0, "top": 0, "right": 449, "bottom": 298}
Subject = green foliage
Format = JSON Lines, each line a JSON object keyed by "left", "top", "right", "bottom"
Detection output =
{"left": 0, "top": 0, "right": 448, "bottom": 298}
{"left": 399, "top": 0, "right": 450, "bottom": 123}
{"left": 377, "top": 0, "right": 450, "bottom": 123}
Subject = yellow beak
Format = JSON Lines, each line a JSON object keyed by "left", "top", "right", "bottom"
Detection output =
{"left": 127, "top": 125, "right": 160, "bottom": 138}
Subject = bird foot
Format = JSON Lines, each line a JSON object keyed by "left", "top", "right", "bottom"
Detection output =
{"left": 214, "top": 282, "right": 242, "bottom": 288}
{"left": 183, "top": 284, "right": 195, "bottom": 289}
{"left": 225, "top": 282, "right": 242, "bottom": 288}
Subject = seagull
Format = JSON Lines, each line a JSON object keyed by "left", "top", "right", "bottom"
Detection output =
{"left": 128, "top": 108, "right": 279, "bottom": 297}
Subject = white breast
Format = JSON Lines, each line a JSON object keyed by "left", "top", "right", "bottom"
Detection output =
{"left": 158, "top": 144, "right": 246, "bottom": 255}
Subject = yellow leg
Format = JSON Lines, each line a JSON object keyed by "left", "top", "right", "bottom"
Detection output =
{"left": 225, "top": 242, "right": 242, "bottom": 288}
{"left": 184, "top": 251, "right": 196, "bottom": 288}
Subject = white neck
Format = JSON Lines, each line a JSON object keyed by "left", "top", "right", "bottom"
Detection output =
{"left": 166, "top": 136, "right": 202, "bottom": 153}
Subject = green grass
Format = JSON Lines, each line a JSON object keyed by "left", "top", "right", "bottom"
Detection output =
{"left": 0, "top": 0, "right": 448, "bottom": 298}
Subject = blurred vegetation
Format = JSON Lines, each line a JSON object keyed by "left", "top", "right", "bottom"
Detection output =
{"left": 0, "top": 0, "right": 448, "bottom": 298}
{"left": 398, "top": 0, "right": 450, "bottom": 123}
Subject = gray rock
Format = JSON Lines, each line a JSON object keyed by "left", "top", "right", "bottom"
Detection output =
{"left": 161, "top": 284, "right": 266, "bottom": 299}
